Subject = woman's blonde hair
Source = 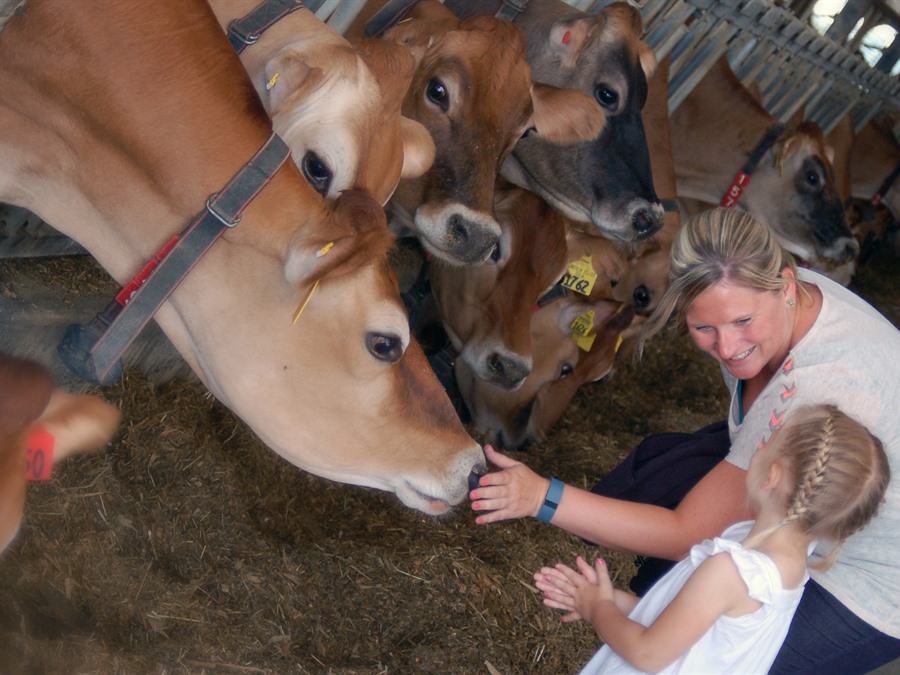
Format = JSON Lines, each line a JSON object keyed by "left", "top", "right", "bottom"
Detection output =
{"left": 638, "top": 208, "right": 798, "bottom": 354}
{"left": 749, "top": 404, "right": 890, "bottom": 570}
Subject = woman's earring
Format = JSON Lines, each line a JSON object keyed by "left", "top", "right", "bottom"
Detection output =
{"left": 787, "top": 298, "right": 796, "bottom": 308}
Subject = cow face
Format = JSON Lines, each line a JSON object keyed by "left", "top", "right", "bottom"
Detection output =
{"left": 383, "top": 8, "right": 604, "bottom": 266}
{"left": 261, "top": 32, "right": 435, "bottom": 206}
{"left": 743, "top": 123, "right": 858, "bottom": 266}
{"left": 198, "top": 190, "right": 485, "bottom": 515}
{"left": 458, "top": 296, "right": 633, "bottom": 450}
{"left": 454, "top": 230, "right": 634, "bottom": 449}
{"left": 500, "top": 2, "right": 663, "bottom": 243}
{"left": 431, "top": 185, "right": 569, "bottom": 391}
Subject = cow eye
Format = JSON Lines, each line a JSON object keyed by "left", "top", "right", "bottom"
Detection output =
{"left": 426, "top": 78, "right": 449, "bottom": 112}
{"left": 367, "top": 332, "right": 403, "bottom": 364}
{"left": 632, "top": 284, "right": 651, "bottom": 310}
{"left": 594, "top": 84, "right": 619, "bottom": 111}
{"left": 301, "top": 151, "right": 333, "bottom": 196}
{"left": 490, "top": 243, "right": 501, "bottom": 263}
{"left": 558, "top": 363, "right": 574, "bottom": 380}
{"left": 806, "top": 170, "right": 820, "bottom": 188}
{"left": 520, "top": 126, "right": 536, "bottom": 139}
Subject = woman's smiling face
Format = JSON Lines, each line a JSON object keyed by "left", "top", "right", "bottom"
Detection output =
{"left": 685, "top": 279, "right": 794, "bottom": 381}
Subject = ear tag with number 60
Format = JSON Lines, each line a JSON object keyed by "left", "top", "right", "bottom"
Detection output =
{"left": 570, "top": 309, "right": 597, "bottom": 351}
{"left": 560, "top": 256, "right": 598, "bottom": 296}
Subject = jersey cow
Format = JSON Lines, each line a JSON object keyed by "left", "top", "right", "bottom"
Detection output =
{"left": 210, "top": 0, "right": 435, "bottom": 206}
{"left": 670, "top": 57, "right": 856, "bottom": 267}
{"left": 0, "top": 352, "right": 120, "bottom": 553}
{"left": 430, "top": 182, "right": 570, "bottom": 391}
{"left": 444, "top": 0, "right": 663, "bottom": 243}
{"left": 456, "top": 230, "right": 634, "bottom": 450}
{"left": 347, "top": 0, "right": 605, "bottom": 266}
{"left": 0, "top": 0, "right": 484, "bottom": 515}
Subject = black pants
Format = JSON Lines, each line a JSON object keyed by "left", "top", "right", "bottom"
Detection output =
{"left": 588, "top": 420, "right": 731, "bottom": 596}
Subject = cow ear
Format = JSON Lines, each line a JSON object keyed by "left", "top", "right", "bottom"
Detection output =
{"left": 531, "top": 82, "right": 605, "bottom": 144}
{"left": 638, "top": 41, "right": 657, "bottom": 81}
{"left": 823, "top": 142, "right": 835, "bottom": 165}
{"left": 547, "top": 17, "right": 594, "bottom": 70}
{"left": 263, "top": 53, "right": 325, "bottom": 114}
{"left": 399, "top": 117, "right": 436, "bottom": 179}
{"left": 283, "top": 190, "right": 392, "bottom": 286}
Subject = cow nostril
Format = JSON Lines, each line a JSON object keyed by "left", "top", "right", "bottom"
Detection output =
{"left": 487, "top": 353, "right": 530, "bottom": 388}
{"left": 632, "top": 209, "right": 657, "bottom": 236}
{"left": 488, "top": 353, "right": 506, "bottom": 377}
{"left": 468, "top": 465, "right": 488, "bottom": 492}
{"left": 448, "top": 214, "right": 469, "bottom": 244}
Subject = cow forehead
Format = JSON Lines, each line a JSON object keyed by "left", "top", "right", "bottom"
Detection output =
{"left": 424, "top": 28, "right": 534, "bottom": 112}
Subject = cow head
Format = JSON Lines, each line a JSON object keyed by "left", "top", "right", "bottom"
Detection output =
{"left": 454, "top": 229, "right": 634, "bottom": 448}
{"left": 430, "top": 184, "right": 569, "bottom": 391}
{"left": 500, "top": 1, "right": 663, "bottom": 243}
{"left": 183, "top": 188, "right": 485, "bottom": 515}
{"left": 458, "top": 294, "right": 633, "bottom": 450}
{"left": 261, "top": 29, "right": 435, "bottom": 206}
{"left": 743, "top": 122, "right": 858, "bottom": 266}
{"left": 382, "top": 4, "right": 605, "bottom": 266}
{"left": 0, "top": 353, "right": 120, "bottom": 553}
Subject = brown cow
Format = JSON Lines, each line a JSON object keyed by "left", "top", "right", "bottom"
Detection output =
{"left": 429, "top": 182, "right": 570, "bottom": 390}
{"left": 0, "top": 352, "right": 120, "bottom": 553}
{"left": 348, "top": 0, "right": 605, "bottom": 266}
{"left": 456, "top": 231, "right": 634, "bottom": 449}
{"left": 0, "top": 0, "right": 484, "bottom": 514}
{"left": 210, "top": 0, "right": 435, "bottom": 206}
{"left": 670, "top": 57, "right": 857, "bottom": 267}
{"left": 444, "top": 0, "right": 663, "bottom": 243}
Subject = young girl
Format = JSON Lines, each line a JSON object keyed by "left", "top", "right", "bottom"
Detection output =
{"left": 534, "top": 404, "right": 890, "bottom": 674}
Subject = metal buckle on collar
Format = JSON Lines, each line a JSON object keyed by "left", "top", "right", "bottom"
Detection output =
{"left": 206, "top": 194, "right": 243, "bottom": 228}
{"left": 227, "top": 21, "right": 260, "bottom": 47}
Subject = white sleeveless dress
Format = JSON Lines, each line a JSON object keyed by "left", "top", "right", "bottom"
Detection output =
{"left": 578, "top": 521, "right": 808, "bottom": 674}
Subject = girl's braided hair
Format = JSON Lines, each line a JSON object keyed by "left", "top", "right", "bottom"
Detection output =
{"left": 770, "top": 404, "right": 890, "bottom": 570}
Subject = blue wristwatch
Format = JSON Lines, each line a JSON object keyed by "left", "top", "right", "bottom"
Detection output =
{"left": 536, "top": 477, "right": 565, "bottom": 523}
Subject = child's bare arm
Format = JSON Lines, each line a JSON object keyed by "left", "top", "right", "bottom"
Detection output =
{"left": 591, "top": 553, "right": 747, "bottom": 672}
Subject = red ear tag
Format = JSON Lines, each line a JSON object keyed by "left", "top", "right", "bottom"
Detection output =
{"left": 562, "top": 30, "right": 572, "bottom": 45}
{"left": 26, "top": 427, "right": 55, "bottom": 481}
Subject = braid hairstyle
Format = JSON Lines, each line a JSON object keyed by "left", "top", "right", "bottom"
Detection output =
{"left": 757, "top": 404, "right": 890, "bottom": 570}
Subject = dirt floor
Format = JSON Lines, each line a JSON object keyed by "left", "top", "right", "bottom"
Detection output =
{"left": 0, "top": 242, "right": 897, "bottom": 674}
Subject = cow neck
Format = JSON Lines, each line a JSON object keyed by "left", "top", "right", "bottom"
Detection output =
{"left": 720, "top": 123, "right": 786, "bottom": 208}
{"left": 364, "top": 0, "right": 530, "bottom": 37}
{"left": 871, "top": 161, "right": 900, "bottom": 206}
{"left": 57, "top": 133, "right": 291, "bottom": 385}
{"left": 227, "top": 0, "right": 306, "bottom": 53}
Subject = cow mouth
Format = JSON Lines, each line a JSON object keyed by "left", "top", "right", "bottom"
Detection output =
{"left": 403, "top": 480, "right": 453, "bottom": 515}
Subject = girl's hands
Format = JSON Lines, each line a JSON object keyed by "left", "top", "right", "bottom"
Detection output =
{"left": 533, "top": 556, "right": 614, "bottom": 624}
{"left": 469, "top": 444, "right": 549, "bottom": 524}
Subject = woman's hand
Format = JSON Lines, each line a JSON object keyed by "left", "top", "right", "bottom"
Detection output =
{"left": 469, "top": 444, "right": 549, "bottom": 524}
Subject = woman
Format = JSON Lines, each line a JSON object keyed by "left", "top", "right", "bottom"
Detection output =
{"left": 469, "top": 208, "right": 900, "bottom": 673}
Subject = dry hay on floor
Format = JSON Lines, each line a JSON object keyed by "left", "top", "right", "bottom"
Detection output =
{"left": 0, "top": 245, "right": 897, "bottom": 674}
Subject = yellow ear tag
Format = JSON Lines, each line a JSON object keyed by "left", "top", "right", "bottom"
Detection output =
{"left": 266, "top": 71, "right": 280, "bottom": 91}
{"left": 560, "top": 256, "right": 598, "bottom": 296}
{"left": 316, "top": 241, "right": 335, "bottom": 257}
{"left": 774, "top": 151, "right": 783, "bottom": 177}
{"left": 614, "top": 334, "right": 624, "bottom": 354}
{"left": 570, "top": 309, "right": 596, "bottom": 352}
